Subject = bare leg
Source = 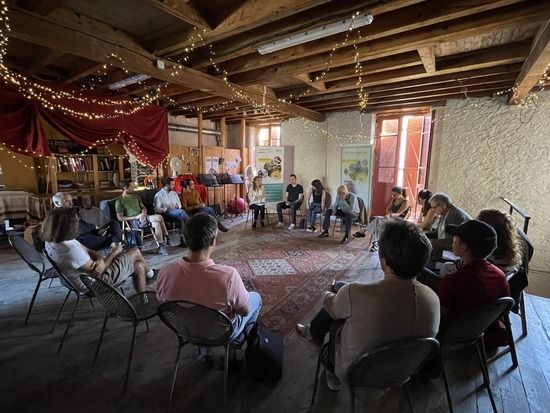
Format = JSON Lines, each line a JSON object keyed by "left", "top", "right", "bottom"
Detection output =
{"left": 127, "top": 247, "right": 151, "bottom": 273}
{"left": 148, "top": 215, "right": 167, "bottom": 243}
{"left": 132, "top": 261, "right": 147, "bottom": 293}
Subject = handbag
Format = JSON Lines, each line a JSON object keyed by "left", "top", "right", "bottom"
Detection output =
{"left": 245, "top": 323, "right": 283, "bottom": 381}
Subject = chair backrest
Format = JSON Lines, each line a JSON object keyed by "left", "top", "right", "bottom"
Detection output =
{"left": 517, "top": 228, "right": 534, "bottom": 271}
{"left": 356, "top": 196, "right": 368, "bottom": 226}
{"left": 99, "top": 197, "right": 119, "bottom": 222}
{"left": 324, "top": 191, "right": 332, "bottom": 210}
{"left": 42, "top": 249, "right": 85, "bottom": 293}
{"left": 347, "top": 338, "right": 439, "bottom": 390}
{"left": 9, "top": 234, "right": 45, "bottom": 275}
{"left": 80, "top": 275, "right": 137, "bottom": 322}
{"left": 158, "top": 301, "right": 233, "bottom": 347}
{"left": 438, "top": 297, "right": 514, "bottom": 345}
{"left": 139, "top": 189, "right": 160, "bottom": 215}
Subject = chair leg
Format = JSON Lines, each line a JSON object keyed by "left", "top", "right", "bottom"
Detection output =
{"left": 57, "top": 295, "right": 80, "bottom": 354}
{"left": 441, "top": 360, "right": 454, "bottom": 413}
{"left": 145, "top": 319, "right": 150, "bottom": 333}
{"left": 91, "top": 312, "right": 109, "bottom": 373}
{"left": 223, "top": 345, "right": 230, "bottom": 408}
{"left": 24, "top": 278, "right": 43, "bottom": 326}
{"left": 245, "top": 210, "right": 249, "bottom": 229}
{"left": 405, "top": 382, "right": 416, "bottom": 413}
{"left": 123, "top": 323, "right": 138, "bottom": 394}
{"left": 51, "top": 289, "right": 71, "bottom": 334}
{"left": 475, "top": 341, "right": 498, "bottom": 413}
{"left": 311, "top": 348, "right": 323, "bottom": 406}
{"left": 503, "top": 313, "right": 518, "bottom": 368}
{"left": 168, "top": 342, "right": 184, "bottom": 412}
{"left": 478, "top": 338, "right": 490, "bottom": 385}
{"left": 48, "top": 278, "right": 55, "bottom": 288}
{"left": 519, "top": 292, "right": 527, "bottom": 337}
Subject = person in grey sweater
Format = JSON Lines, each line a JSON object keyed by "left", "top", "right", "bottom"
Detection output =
{"left": 425, "top": 193, "right": 471, "bottom": 260}
{"left": 318, "top": 185, "right": 359, "bottom": 244}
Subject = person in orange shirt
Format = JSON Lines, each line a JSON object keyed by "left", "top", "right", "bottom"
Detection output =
{"left": 180, "top": 179, "right": 228, "bottom": 232}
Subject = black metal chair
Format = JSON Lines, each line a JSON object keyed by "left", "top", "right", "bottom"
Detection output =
{"left": 244, "top": 204, "right": 270, "bottom": 228}
{"left": 438, "top": 297, "right": 515, "bottom": 413}
{"left": 311, "top": 338, "right": 440, "bottom": 413}
{"left": 158, "top": 301, "right": 241, "bottom": 411}
{"left": 43, "top": 250, "right": 96, "bottom": 354}
{"left": 8, "top": 234, "right": 59, "bottom": 326}
{"left": 80, "top": 275, "right": 159, "bottom": 394}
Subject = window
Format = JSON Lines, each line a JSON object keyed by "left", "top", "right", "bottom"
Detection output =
{"left": 257, "top": 124, "right": 280, "bottom": 146}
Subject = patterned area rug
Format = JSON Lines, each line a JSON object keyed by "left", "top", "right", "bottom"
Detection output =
{"left": 213, "top": 229, "right": 373, "bottom": 337}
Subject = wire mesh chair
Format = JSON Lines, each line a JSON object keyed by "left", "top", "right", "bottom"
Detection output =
{"left": 43, "top": 250, "right": 95, "bottom": 354}
{"left": 311, "top": 338, "right": 440, "bottom": 413}
{"left": 158, "top": 301, "right": 237, "bottom": 411}
{"left": 9, "top": 234, "right": 59, "bottom": 326}
{"left": 438, "top": 297, "right": 515, "bottom": 413}
{"left": 80, "top": 275, "right": 159, "bottom": 394}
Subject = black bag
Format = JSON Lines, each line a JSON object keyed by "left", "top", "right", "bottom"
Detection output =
{"left": 245, "top": 324, "right": 283, "bottom": 381}
{"left": 299, "top": 217, "right": 306, "bottom": 229}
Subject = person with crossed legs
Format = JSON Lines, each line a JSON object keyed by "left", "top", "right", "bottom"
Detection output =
{"left": 154, "top": 177, "right": 188, "bottom": 247}
{"left": 180, "top": 179, "right": 229, "bottom": 232}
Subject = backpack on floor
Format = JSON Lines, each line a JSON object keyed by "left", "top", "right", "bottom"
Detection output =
{"left": 245, "top": 324, "right": 283, "bottom": 382}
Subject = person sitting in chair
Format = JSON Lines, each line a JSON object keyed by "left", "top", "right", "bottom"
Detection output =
{"left": 154, "top": 177, "right": 188, "bottom": 247}
{"left": 156, "top": 213, "right": 261, "bottom": 343}
{"left": 318, "top": 185, "right": 359, "bottom": 244}
{"left": 116, "top": 179, "right": 169, "bottom": 256}
{"left": 52, "top": 192, "right": 122, "bottom": 251}
{"left": 43, "top": 207, "right": 156, "bottom": 295}
{"left": 247, "top": 175, "right": 266, "bottom": 229}
{"left": 180, "top": 179, "right": 228, "bottom": 232}
{"left": 276, "top": 174, "right": 304, "bottom": 230}
{"left": 296, "top": 219, "right": 440, "bottom": 390}
{"left": 306, "top": 179, "right": 327, "bottom": 233}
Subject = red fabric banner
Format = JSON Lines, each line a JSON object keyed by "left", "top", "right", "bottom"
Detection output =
{"left": 0, "top": 82, "right": 169, "bottom": 166}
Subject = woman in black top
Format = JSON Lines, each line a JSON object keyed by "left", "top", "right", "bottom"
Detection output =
{"left": 417, "top": 189, "right": 436, "bottom": 230}
{"left": 306, "top": 179, "right": 326, "bottom": 232}
{"left": 385, "top": 186, "right": 410, "bottom": 218}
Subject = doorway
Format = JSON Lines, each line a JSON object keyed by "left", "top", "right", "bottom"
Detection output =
{"left": 370, "top": 112, "right": 432, "bottom": 217}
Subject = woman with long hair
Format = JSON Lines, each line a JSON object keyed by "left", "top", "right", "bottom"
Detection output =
{"left": 247, "top": 175, "right": 266, "bottom": 229}
{"left": 42, "top": 207, "right": 154, "bottom": 294}
{"left": 417, "top": 189, "right": 437, "bottom": 230}
{"left": 306, "top": 179, "right": 327, "bottom": 232}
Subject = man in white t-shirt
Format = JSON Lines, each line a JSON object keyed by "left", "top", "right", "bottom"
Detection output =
{"left": 154, "top": 177, "right": 188, "bottom": 247}
{"left": 42, "top": 207, "right": 156, "bottom": 294}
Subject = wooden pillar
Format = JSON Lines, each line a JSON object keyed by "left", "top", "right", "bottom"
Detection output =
{"left": 220, "top": 117, "right": 227, "bottom": 148}
{"left": 240, "top": 118, "right": 246, "bottom": 151}
{"left": 198, "top": 111, "right": 203, "bottom": 173}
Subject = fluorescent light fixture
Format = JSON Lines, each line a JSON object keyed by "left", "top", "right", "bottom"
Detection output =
{"left": 108, "top": 74, "right": 151, "bottom": 90}
{"left": 255, "top": 13, "right": 374, "bottom": 55}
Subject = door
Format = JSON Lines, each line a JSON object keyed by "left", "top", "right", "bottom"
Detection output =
{"left": 371, "top": 113, "right": 432, "bottom": 217}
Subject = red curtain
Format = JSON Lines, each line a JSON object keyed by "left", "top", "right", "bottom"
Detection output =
{"left": 0, "top": 82, "right": 168, "bottom": 166}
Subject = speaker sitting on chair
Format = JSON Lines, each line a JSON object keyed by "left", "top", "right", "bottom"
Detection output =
{"left": 197, "top": 174, "right": 220, "bottom": 187}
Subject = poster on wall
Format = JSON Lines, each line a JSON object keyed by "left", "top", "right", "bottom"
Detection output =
{"left": 341, "top": 145, "right": 372, "bottom": 207}
{"left": 204, "top": 156, "right": 220, "bottom": 175}
{"left": 255, "top": 146, "right": 284, "bottom": 202}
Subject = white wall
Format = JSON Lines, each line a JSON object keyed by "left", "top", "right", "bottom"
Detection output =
{"left": 429, "top": 92, "right": 550, "bottom": 273}
{"left": 280, "top": 111, "right": 373, "bottom": 199}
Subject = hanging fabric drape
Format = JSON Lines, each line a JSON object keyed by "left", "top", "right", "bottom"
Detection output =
{"left": 0, "top": 82, "right": 169, "bottom": 166}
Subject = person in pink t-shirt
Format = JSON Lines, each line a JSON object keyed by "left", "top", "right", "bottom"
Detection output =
{"left": 156, "top": 213, "right": 262, "bottom": 342}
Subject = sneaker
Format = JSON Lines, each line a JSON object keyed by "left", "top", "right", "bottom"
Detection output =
{"left": 260, "top": 220, "right": 265, "bottom": 227}
{"left": 252, "top": 221, "right": 257, "bottom": 229}
{"left": 276, "top": 222, "right": 284, "bottom": 228}
{"left": 325, "top": 370, "right": 342, "bottom": 391}
{"left": 369, "top": 241, "right": 379, "bottom": 252}
{"left": 146, "top": 269, "right": 158, "bottom": 285}
{"left": 306, "top": 226, "right": 314, "bottom": 232}
{"left": 353, "top": 231, "right": 366, "bottom": 238}
{"left": 295, "top": 324, "right": 321, "bottom": 351}
{"left": 288, "top": 224, "right": 295, "bottom": 230}
{"left": 318, "top": 231, "right": 329, "bottom": 238}
{"left": 217, "top": 222, "right": 229, "bottom": 232}
{"left": 158, "top": 245, "right": 169, "bottom": 256}
{"left": 340, "top": 237, "right": 349, "bottom": 245}
{"left": 312, "top": 227, "right": 318, "bottom": 233}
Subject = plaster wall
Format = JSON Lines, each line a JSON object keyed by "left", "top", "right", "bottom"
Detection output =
{"left": 429, "top": 92, "right": 550, "bottom": 274}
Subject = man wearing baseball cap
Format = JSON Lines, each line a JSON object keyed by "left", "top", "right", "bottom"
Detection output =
{"left": 437, "top": 220, "right": 510, "bottom": 348}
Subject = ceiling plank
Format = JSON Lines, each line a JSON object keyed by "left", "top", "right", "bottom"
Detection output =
{"left": 9, "top": 9, "right": 325, "bottom": 122}
{"left": 64, "top": 63, "right": 104, "bottom": 84}
{"left": 294, "top": 74, "right": 326, "bottom": 91}
{"left": 417, "top": 46, "right": 436, "bottom": 73}
{"left": 221, "top": 1, "right": 546, "bottom": 84}
{"left": 27, "top": 49, "right": 65, "bottom": 73}
{"left": 218, "top": 0, "right": 529, "bottom": 76}
{"left": 508, "top": 20, "right": 550, "bottom": 104}
{"left": 145, "top": 0, "right": 211, "bottom": 30}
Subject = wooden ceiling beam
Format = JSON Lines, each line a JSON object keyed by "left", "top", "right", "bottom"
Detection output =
{"left": 294, "top": 74, "right": 326, "bottom": 92}
{"left": 508, "top": 20, "right": 550, "bottom": 104}
{"left": 145, "top": 0, "right": 211, "bottom": 30}
{"left": 218, "top": 0, "right": 530, "bottom": 77}
{"left": 417, "top": 46, "right": 436, "bottom": 73}
{"left": 64, "top": 63, "right": 104, "bottom": 84}
{"left": 184, "top": 0, "right": 424, "bottom": 67}
{"left": 279, "top": 63, "right": 523, "bottom": 101}
{"left": 9, "top": 9, "right": 325, "bottom": 122}
{"left": 27, "top": 49, "right": 64, "bottom": 73}
{"left": 222, "top": 1, "right": 547, "bottom": 83}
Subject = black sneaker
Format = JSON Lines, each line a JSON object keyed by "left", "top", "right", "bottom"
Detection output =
{"left": 218, "top": 222, "right": 229, "bottom": 232}
{"left": 369, "top": 241, "right": 379, "bottom": 252}
{"left": 260, "top": 220, "right": 265, "bottom": 227}
{"left": 318, "top": 232, "right": 329, "bottom": 238}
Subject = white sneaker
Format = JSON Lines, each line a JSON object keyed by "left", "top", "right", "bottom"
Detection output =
{"left": 288, "top": 224, "right": 295, "bottom": 230}
{"left": 276, "top": 222, "right": 284, "bottom": 228}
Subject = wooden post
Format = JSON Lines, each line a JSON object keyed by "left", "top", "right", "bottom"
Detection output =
{"left": 198, "top": 111, "right": 203, "bottom": 173}
{"left": 240, "top": 118, "right": 247, "bottom": 198}
{"left": 220, "top": 116, "right": 227, "bottom": 148}
{"left": 240, "top": 118, "right": 246, "bottom": 152}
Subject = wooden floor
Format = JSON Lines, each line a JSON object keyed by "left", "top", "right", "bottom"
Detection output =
{"left": 1, "top": 215, "right": 549, "bottom": 413}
